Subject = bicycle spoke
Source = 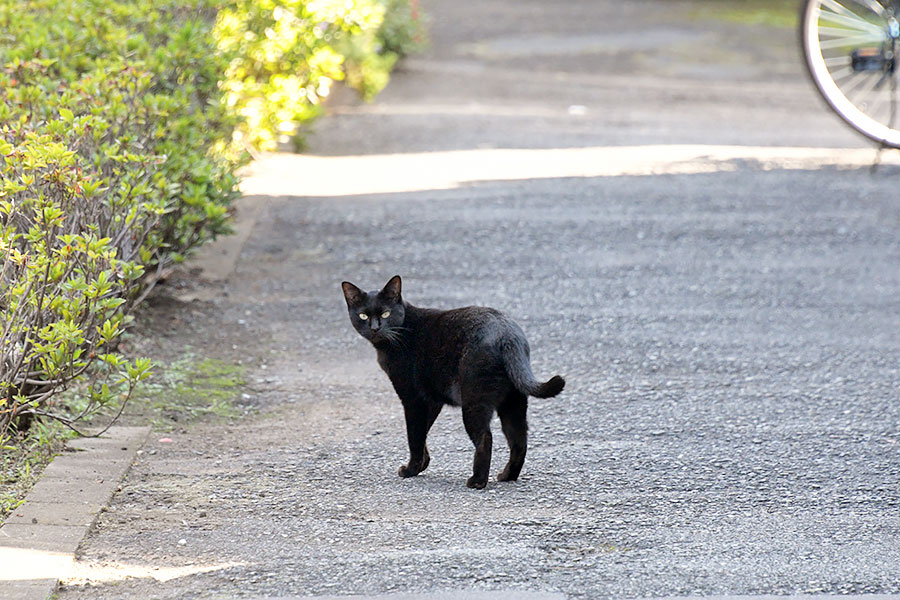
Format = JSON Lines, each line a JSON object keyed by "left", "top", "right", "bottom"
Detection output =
{"left": 826, "top": 65, "right": 855, "bottom": 83}
{"left": 847, "top": 0, "right": 888, "bottom": 17}
{"left": 843, "top": 69, "right": 884, "bottom": 96}
{"left": 866, "top": 82, "right": 894, "bottom": 117}
{"left": 824, "top": 55, "right": 852, "bottom": 67}
{"left": 817, "top": 25, "right": 884, "bottom": 39}
{"left": 839, "top": 71, "right": 871, "bottom": 95}
{"left": 821, "top": 0, "right": 858, "bottom": 17}
{"left": 818, "top": 12, "right": 886, "bottom": 35}
{"left": 822, "top": 0, "right": 885, "bottom": 18}
{"left": 818, "top": 31, "right": 887, "bottom": 49}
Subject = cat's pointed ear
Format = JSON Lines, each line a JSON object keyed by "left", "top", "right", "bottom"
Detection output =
{"left": 341, "top": 281, "right": 364, "bottom": 306}
{"left": 379, "top": 275, "right": 402, "bottom": 303}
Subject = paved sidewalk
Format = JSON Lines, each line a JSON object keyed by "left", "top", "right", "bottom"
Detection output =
{"left": 0, "top": 427, "right": 149, "bottom": 600}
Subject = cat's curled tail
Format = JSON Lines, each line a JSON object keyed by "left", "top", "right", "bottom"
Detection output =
{"left": 502, "top": 337, "right": 566, "bottom": 399}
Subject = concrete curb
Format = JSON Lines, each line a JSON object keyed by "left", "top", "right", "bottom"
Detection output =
{"left": 0, "top": 426, "right": 151, "bottom": 600}
{"left": 179, "top": 194, "right": 267, "bottom": 300}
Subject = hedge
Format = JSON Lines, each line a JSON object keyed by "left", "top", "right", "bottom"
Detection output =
{"left": 0, "top": 0, "right": 422, "bottom": 445}
{"left": 217, "top": 0, "right": 424, "bottom": 151}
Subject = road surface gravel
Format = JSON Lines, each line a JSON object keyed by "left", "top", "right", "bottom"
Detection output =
{"left": 58, "top": 1, "right": 900, "bottom": 599}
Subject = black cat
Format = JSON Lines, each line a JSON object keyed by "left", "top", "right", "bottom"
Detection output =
{"left": 341, "top": 275, "right": 565, "bottom": 489}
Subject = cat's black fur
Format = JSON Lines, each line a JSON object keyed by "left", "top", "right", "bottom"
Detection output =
{"left": 341, "top": 275, "right": 565, "bottom": 489}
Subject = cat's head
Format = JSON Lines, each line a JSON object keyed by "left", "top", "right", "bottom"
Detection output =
{"left": 341, "top": 275, "right": 406, "bottom": 345}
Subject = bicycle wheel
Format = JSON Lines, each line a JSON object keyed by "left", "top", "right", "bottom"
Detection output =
{"left": 801, "top": 0, "right": 900, "bottom": 147}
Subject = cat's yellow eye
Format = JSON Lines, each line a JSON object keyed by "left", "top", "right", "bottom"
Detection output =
{"left": 358, "top": 313, "right": 369, "bottom": 320}
{"left": 381, "top": 310, "right": 391, "bottom": 319}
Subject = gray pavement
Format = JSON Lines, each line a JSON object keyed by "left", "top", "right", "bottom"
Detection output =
{"left": 285, "top": 594, "right": 564, "bottom": 600}
{"left": 0, "top": 427, "right": 149, "bottom": 599}
{"left": 52, "top": 1, "right": 900, "bottom": 599}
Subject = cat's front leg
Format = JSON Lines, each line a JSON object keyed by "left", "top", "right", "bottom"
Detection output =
{"left": 398, "top": 448, "right": 429, "bottom": 478}
{"left": 398, "top": 397, "right": 442, "bottom": 478}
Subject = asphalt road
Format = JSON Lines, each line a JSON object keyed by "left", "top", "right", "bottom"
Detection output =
{"left": 58, "top": 1, "right": 900, "bottom": 599}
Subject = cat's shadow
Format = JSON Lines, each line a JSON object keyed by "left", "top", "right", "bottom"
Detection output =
{"left": 387, "top": 468, "right": 532, "bottom": 497}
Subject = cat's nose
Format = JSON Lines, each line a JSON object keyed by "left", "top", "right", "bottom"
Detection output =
{"left": 370, "top": 319, "right": 382, "bottom": 332}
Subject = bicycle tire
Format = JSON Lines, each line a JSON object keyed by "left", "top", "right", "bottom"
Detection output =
{"left": 801, "top": 0, "right": 900, "bottom": 147}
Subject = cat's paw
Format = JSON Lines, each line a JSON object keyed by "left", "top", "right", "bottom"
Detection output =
{"left": 466, "top": 476, "right": 487, "bottom": 489}
{"left": 398, "top": 464, "right": 419, "bottom": 478}
{"left": 398, "top": 451, "right": 430, "bottom": 478}
{"left": 496, "top": 467, "right": 518, "bottom": 482}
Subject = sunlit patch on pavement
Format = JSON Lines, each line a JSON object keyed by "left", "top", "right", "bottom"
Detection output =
{"left": 61, "top": 558, "right": 246, "bottom": 585}
{"left": 240, "top": 145, "right": 898, "bottom": 198}
{"left": 0, "top": 546, "right": 243, "bottom": 586}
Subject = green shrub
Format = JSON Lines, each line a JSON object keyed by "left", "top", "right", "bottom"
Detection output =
{"left": 0, "top": 0, "right": 240, "bottom": 441}
{"left": 0, "top": 0, "right": 421, "bottom": 446}
{"left": 0, "top": 64, "right": 156, "bottom": 437}
{"left": 214, "top": 0, "right": 425, "bottom": 151}
{"left": 0, "top": 0, "right": 242, "bottom": 264}
{"left": 377, "top": 0, "right": 428, "bottom": 58}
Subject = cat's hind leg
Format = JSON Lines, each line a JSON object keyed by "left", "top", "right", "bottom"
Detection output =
{"left": 496, "top": 392, "right": 528, "bottom": 482}
{"left": 462, "top": 402, "right": 493, "bottom": 489}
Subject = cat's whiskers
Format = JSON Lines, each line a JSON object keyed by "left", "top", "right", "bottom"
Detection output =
{"left": 379, "top": 327, "right": 407, "bottom": 348}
